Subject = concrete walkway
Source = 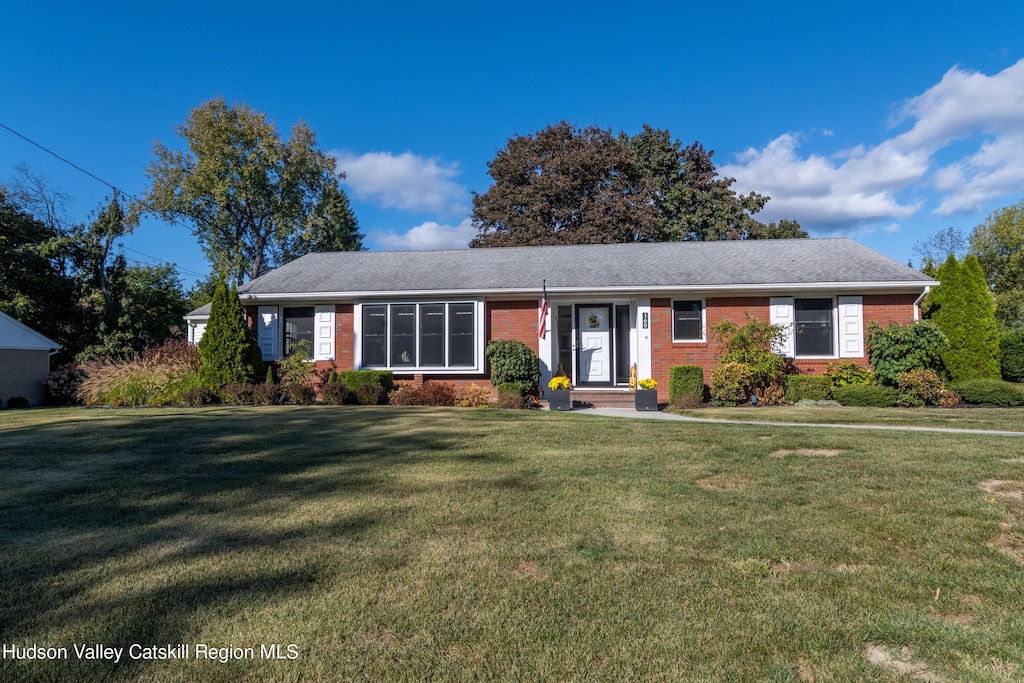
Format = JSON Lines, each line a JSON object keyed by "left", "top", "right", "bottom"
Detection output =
{"left": 564, "top": 407, "right": 1024, "bottom": 437}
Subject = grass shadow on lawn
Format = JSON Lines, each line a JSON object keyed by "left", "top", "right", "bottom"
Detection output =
{"left": 2, "top": 406, "right": 1024, "bottom": 681}
{"left": 1, "top": 406, "right": 491, "bottom": 678}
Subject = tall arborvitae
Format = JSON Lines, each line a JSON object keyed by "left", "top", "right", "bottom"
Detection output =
{"left": 931, "top": 254, "right": 1001, "bottom": 382}
{"left": 198, "top": 276, "right": 262, "bottom": 390}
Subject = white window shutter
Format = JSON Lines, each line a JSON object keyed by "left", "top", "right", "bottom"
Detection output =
{"left": 257, "top": 306, "right": 279, "bottom": 361}
{"left": 313, "top": 305, "right": 335, "bottom": 361}
{"left": 838, "top": 296, "right": 864, "bottom": 358}
{"left": 769, "top": 297, "right": 794, "bottom": 357}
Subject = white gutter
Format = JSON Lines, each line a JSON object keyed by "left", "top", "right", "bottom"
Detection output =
{"left": 238, "top": 280, "right": 935, "bottom": 302}
{"left": 913, "top": 285, "right": 931, "bottom": 321}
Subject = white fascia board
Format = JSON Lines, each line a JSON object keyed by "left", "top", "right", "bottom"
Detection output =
{"left": 238, "top": 281, "right": 934, "bottom": 301}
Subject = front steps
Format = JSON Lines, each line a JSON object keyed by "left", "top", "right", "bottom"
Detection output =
{"left": 541, "top": 389, "right": 644, "bottom": 409}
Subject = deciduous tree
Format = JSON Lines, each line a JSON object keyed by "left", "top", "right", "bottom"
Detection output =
{"left": 470, "top": 122, "right": 659, "bottom": 247}
{"left": 626, "top": 124, "right": 805, "bottom": 241}
{"left": 142, "top": 98, "right": 362, "bottom": 284}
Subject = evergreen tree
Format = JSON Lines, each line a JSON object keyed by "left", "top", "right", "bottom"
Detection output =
{"left": 930, "top": 254, "right": 1001, "bottom": 382}
{"left": 198, "top": 277, "right": 262, "bottom": 389}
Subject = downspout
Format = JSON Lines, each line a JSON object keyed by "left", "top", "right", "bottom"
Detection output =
{"left": 913, "top": 285, "right": 931, "bottom": 321}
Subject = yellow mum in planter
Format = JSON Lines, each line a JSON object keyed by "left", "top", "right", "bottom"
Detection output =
{"left": 548, "top": 376, "right": 571, "bottom": 391}
{"left": 638, "top": 378, "right": 657, "bottom": 390}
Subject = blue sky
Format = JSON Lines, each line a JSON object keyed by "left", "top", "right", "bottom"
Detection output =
{"left": 3, "top": 1, "right": 1024, "bottom": 286}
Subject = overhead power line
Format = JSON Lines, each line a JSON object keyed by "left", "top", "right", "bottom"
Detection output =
{"left": 0, "top": 121, "right": 208, "bottom": 278}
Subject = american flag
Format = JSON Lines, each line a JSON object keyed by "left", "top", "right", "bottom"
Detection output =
{"left": 538, "top": 280, "right": 548, "bottom": 339}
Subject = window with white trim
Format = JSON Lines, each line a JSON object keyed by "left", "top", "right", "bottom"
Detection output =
{"left": 794, "top": 298, "right": 834, "bottom": 357}
{"left": 359, "top": 302, "right": 478, "bottom": 370}
{"left": 283, "top": 307, "right": 315, "bottom": 356}
{"left": 672, "top": 300, "right": 704, "bottom": 341}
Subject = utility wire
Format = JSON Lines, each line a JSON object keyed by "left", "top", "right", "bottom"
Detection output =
{"left": 0, "top": 121, "right": 209, "bottom": 278}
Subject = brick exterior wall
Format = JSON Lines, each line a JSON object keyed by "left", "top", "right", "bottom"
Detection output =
{"left": 250, "top": 293, "right": 920, "bottom": 404}
{"left": 649, "top": 293, "right": 920, "bottom": 401}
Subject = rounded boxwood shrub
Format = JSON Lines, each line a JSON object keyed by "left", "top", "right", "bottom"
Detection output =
{"left": 832, "top": 385, "right": 899, "bottom": 407}
{"left": 486, "top": 340, "right": 540, "bottom": 390}
{"left": 6, "top": 396, "right": 30, "bottom": 409}
{"left": 951, "top": 379, "right": 1024, "bottom": 407}
{"left": 784, "top": 375, "right": 832, "bottom": 403}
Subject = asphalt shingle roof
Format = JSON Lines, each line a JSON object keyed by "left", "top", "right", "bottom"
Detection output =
{"left": 236, "top": 238, "right": 932, "bottom": 297}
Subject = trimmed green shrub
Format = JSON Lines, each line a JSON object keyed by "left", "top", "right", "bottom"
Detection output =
{"left": 335, "top": 370, "right": 393, "bottom": 404}
{"left": 668, "top": 366, "right": 705, "bottom": 406}
{"left": 865, "top": 321, "right": 947, "bottom": 386}
{"left": 485, "top": 340, "right": 540, "bottom": 390}
{"left": 824, "top": 360, "right": 875, "bottom": 387}
{"left": 285, "top": 383, "right": 316, "bottom": 405}
{"left": 495, "top": 382, "right": 529, "bottom": 409}
{"left": 951, "top": 379, "right": 1024, "bottom": 407}
{"left": 930, "top": 254, "right": 1001, "bottom": 382}
{"left": 896, "top": 369, "right": 945, "bottom": 407}
{"left": 354, "top": 383, "right": 386, "bottom": 406}
{"left": 832, "top": 384, "right": 899, "bottom": 407}
{"left": 198, "top": 277, "right": 262, "bottom": 390}
{"left": 710, "top": 362, "right": 753, "bottom": 405}
{"left": 1000, "top": 330, "right": 1024, "bottom": 382}
{"left": 7, "top": 396, "right": 30, "bottom": 409}
{"left": 785, "top": 375, "right": 832, "bottom": 402}
{"left": 320, "top": 382, "right": 350, "bottom": 405}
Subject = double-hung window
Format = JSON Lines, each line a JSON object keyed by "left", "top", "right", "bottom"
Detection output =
{"left": 794, "top": 298, "right": 834, "bottom": 357}
{"left": 672, "top": 300, "right": 704, "bottom": 341}
{"left": 360, "top": 302, "right": 478, "bottom": 370}
{"left": 283, "top": 307, "right": 315, "bottom": 357}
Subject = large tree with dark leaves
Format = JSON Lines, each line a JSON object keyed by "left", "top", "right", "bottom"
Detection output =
{"left": 470, "top": 122, "right": 659, "bottom": 247}
{"left": 626, "top": 124, "right": 805, "bottom": 241}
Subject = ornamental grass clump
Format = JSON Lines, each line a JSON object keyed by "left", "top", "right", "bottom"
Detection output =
{"left": 76, "top": 339, "right": 203, "bottom": 406}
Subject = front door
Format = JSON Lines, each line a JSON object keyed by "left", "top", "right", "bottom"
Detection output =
{"left": 577, "top": 305, "right": 611, "bottom": 385}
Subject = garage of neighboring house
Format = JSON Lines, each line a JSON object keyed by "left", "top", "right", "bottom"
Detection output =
{"left": 0, "top": 311, "right": 60, "bottom": 406}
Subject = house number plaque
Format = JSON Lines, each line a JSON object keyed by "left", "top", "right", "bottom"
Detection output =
{"left": 642, "top": 313, "right": 649, "bottom": 329}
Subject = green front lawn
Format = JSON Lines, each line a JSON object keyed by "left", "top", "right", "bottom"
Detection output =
{"left": 2, "top": 406, "right": 1023, "bottom": 681}
{"left": 672, "top": 405, "right": 1024, "bottom": 432}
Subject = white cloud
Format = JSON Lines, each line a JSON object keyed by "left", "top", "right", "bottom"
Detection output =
{"left": 369, "top": 218, "right": 476, "bottom": 251}
{"left": 333, "top": 150, "right": 469, "bottom": 215}
{"left": 721, "top": 59, "right": 1024, "bottom": 230}
{"left": 891, "top": 60, "right": 1024, "bottom": 149}
{"left": 721, "top": 134, "right": 922, "bottom": 229}
{"left": 883, "top": 223, "right": 901, "bottom": 235}
{"left": 933, "top": 132, "right": 1024, "bottom": 215}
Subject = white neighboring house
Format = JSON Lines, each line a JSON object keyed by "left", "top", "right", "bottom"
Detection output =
{"left": 0, "top": 311, "right": 61, "bottom": 406}
{"left": 184, "top": 303, "right": 211, "bottom": 346}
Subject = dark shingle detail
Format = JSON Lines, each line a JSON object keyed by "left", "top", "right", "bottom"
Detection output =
{"left": 238, "top": 238, "right": 932, "bottom": 296}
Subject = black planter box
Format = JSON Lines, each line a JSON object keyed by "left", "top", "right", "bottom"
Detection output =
{"left": 548, "top": 390, "right": 571, "bottom": 411}
{"left": 635, "top": 389, "right": 659, "bottom": 411}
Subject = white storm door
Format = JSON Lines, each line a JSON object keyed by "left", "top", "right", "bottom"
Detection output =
{"left": 577, "top": 305, "right": 611, "bottom": 384}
